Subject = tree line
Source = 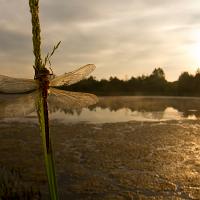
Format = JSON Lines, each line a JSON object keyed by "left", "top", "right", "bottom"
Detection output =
{"left": 60, "top": 68, "right": 200, "bottom": 96}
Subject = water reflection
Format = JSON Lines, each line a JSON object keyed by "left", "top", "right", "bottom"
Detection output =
{"left": 52, "top": 96, "right": 200, "bottom": 122}
{"left": 0, "top": 90, "right": 97, "bottom": 119}
{"left": 1, "top": 95, "right": 200, "bottom": 123}
{"left": 49, "top": 96, "right": 200, "bottom": 123}
{"left": 0, "top": 93, "right": 36, "bottom": 118}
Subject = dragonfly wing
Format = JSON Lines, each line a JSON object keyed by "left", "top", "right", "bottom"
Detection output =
{"left": 0, "top": 92, "right": 37, "bottom": 118}
{"left": 49, "top": 64, "right": 95, "bottom": 87}
{"left": 48, "top": 88, "right": 98, "bottom": 111}
{"left": 0, "top": 75, "right": 38, "bottom": 94}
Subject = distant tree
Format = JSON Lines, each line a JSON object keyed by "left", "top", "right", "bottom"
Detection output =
{"left": 194, "top": 69, "right": 200, "bottom": 95}
{"left": 196, "top": 68, "right": 200, "bottom": 75}
{"left": 145, "top": 68, "right": 167, "bottom": 94}
{"left": 126, "top": 77, "right": 137, "bottom": 94}
{"left": 109, "top": 77, "right": 124, "bottom": 93}
{"left": 178, "top": 72, "right": 194, "bottom": 95}
{"left": 151, "top": 68, "right": 165, "bottom": 80}
{"left": 61, "top": 67, "right": 200, "bottom": 96}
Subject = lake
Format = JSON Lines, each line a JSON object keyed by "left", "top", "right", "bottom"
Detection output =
{"left": 49, "top": 96, "right": 200, "bottom": 123}
{"left": 1, "top": 95, "right": 200, "bottom": 123}
{"left": 0, "top": 95, "right": 200, "bottom": 199}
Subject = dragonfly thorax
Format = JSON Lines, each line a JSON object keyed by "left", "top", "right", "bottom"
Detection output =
{"left": 35, "top": 68, "right": 51, "bottom": 98}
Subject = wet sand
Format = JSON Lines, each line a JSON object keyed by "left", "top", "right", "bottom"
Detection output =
{"left": 0, "top": 120, "right": 200, "bottom": 199}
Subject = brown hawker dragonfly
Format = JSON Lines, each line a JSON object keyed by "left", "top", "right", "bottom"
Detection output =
{"left": 0, "top": 64, "right": 98, "bottom": 118}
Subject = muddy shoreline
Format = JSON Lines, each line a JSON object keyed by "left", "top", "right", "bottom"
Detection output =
{"left": 0, "top": 120, "right": 200, "bottom": 199}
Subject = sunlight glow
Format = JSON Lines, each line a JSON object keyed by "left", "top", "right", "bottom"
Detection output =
{"left": 190, "top": 43, "right": 200, "bottom": 63}
{"left": 189, "top": 32, "right": 200, "bottom": 66}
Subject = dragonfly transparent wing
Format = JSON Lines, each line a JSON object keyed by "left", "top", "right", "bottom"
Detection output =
{"left": 49, "top": 64, "right": 95, "bottom": 87}
{"left": 0, "top": 92, "right": 37, "bottom": 118}
{"left": 48, "top": 88, "right": 98, "bottom": 111}
{"left": 0, "top": 75, "right": 38, "bottom": 94}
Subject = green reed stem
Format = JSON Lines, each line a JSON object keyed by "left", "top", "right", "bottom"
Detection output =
{"left": 29, "top": 0, "right": 59, "bottom": 199}
{"left": 36, "top": 92, "right": 58, "bottom": 200}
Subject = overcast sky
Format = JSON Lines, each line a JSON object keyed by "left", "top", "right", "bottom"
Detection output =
{"left": 0, "top": 0, "right": 200, "bottom": 81}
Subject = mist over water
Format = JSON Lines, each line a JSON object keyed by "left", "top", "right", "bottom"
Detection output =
{"left": 49, "top": 96, "right": 199, "bottom": 123}
{"left": 1, "top": 95, "right": 200, "bottom": 123}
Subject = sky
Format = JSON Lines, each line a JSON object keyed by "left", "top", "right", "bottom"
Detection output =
{"left": 1, "top": 0, "right": 200, "bottom": 81}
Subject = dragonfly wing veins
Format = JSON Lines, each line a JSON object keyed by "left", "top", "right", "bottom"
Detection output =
{"left": 49, "top": 64, "right": 95, "bottom": 87}
{"left": 48, "top": 88, "right": 98, "bottom": 110}
{"left": 0, "top": 75, "right": 38, "bottom": 94}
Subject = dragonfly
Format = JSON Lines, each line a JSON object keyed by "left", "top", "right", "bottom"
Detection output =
{"left": 0, "top": 64, "right": 98, "bottom": 118}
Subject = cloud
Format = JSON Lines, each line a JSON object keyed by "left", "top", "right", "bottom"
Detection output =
{"left": 0, "top": 0, "right": 200, "bottom": 81}
{"left": 0, "top": 26, "right": 31, "bottom": 55}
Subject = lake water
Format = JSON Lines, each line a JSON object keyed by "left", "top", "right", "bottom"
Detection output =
{"left": 50, "top": 98, "right": 198, "bottom": 123}
{"left": 1, "top": 95, "right": 200, "bottom": 123}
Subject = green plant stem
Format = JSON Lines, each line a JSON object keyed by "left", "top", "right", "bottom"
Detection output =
{"left": 36, "top": 91, "right": 58, "bottom": 200}
{"left": 29, "top": 0, "right": 59, "bottom": 199}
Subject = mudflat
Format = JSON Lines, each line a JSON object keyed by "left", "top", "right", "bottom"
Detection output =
{"left": 0, "top": 120, "right": 200, "bottom": 199}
